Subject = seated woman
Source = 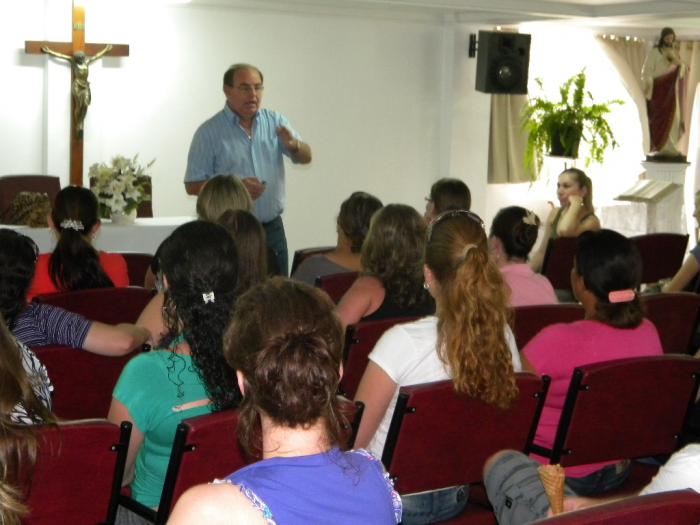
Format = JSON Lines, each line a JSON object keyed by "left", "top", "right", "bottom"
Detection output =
{"left": 530, "top": 168, "right": 601, "bottom": 273}
{"left": 0, "top": 313, "right": 56, "bottom": 524}
{"left": 108, "top": 221, "right": 241, "bottom": 518}
{"left": 335, "top": 204, "right": 434, "bottom": 328}
{"left": 663, "top": 190, "right": 700, "bottom": 292}
{"left": 27, "top": 186, "right": 129, "bottom": 300}
{"left": 522, "top": 229, "right": 664, "bottom": 496}
{"left": 217, "top": 209, "right": 268, "bottom": 293}
{"left": 0, "top": 229, "right": 148, "bottom": 356}
{"left": 489, "top": 206, "right": 557, "bottom": 306}
{"left": 168, "top": 278, "right": 402, "bottom": 525}
{"left": 292, "top": 191, "right": 383, "bottom": 285}
{"left": 354, "top": 210, "right": 522, "bottom": 524}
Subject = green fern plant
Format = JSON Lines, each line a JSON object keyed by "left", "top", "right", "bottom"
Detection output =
{"left": 522, "top": 69, "right": 622, "bottom": 177}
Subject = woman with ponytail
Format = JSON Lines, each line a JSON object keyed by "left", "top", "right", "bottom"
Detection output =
{"left": 27, "top": 186, "right": 129, "bottom": 299}
{"left": 354, "top": 210, "right": 522, "bottom": 524}
{"left": 169, "top": 278, "right": 401, "bottom": 525}
{"left": 108, "top": 221, "right": 241, "bottom": 519}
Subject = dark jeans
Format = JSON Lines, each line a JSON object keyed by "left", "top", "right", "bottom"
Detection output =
{"left": 263, "top": 216, "right": 288, "bottom": 277}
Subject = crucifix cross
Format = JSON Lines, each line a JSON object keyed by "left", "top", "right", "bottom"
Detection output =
{"left": 25, "top": 3, "right": 129, "bottom": 186}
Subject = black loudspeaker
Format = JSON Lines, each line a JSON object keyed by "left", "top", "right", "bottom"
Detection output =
{"left": 475, "top": 31, "right": 531, "bottom": 94}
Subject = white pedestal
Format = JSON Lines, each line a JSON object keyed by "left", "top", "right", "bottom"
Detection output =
{"left": 641, "top": 161, "right": 689, "bottom": 234}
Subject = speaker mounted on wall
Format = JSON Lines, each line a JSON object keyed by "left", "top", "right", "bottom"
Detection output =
{"left": 475, "top": 31, "right": 531, "bottom": 94}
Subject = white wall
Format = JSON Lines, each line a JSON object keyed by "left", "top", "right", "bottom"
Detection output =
{"left": 2, "top": 1, "right": 493, "bottom": 261}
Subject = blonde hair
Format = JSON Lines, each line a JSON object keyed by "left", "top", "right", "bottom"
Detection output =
{"left": 425, "top": 212, "right": 518, "bottom": 409}
{"left": 196, "top": 175, "right": 253, "bottom": 222}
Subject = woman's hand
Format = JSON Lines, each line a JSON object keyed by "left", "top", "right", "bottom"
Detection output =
{"left": 567, "top": 194, "right": 584, "bottom": 210}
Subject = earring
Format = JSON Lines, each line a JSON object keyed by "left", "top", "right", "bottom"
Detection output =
{"left": 423, "top": 282, "right": 429, "bottom": 290}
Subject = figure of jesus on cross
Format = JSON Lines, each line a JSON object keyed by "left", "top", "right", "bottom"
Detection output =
{"left": 25, "top": 3, "right": 129, "bottom": 186}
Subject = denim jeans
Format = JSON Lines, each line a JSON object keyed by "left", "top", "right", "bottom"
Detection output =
{"left": 400, "top": 485, "right": 469, "bottom": 524}
{"left": 263, "top": 216, "right": 288, "bottom": 277}
{"left": 564, "top": 460, "right": 631, "bottom": 496}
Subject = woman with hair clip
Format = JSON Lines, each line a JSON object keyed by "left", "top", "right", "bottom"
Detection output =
{"left": 489, "top": 206, "right": 557, "bottom": 306}
{"left": 0, "top": 314, "right": 55, "bottom": 525}
{"left": 530, "top": 168, "right": 601, "bottom": 273}
{"left": 0, "top": 229, "right": 148, "bottom": 356}
{"left": 522, "top": 229, "right": 663, "bottom": 496}
{"left": 169, "top": 278, "right": 402, "bottom": 524}
{"left": 336, "top": 204, "right": 434, "bottom": 328}
{"left": 354, "top": 210, "right": 522, "bottom": 524}
{"left": 292, "top": 191, "right": 383, "bottom": 285}
{"left": 27, "top": 186, "right": 129, "bottom": 300}
{"left": 108, "top": 221, "right": 241, "bottom": 521}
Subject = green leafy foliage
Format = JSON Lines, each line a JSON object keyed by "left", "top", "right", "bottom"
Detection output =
{"left": 522, "top": 70, "right": 623, "bottom": 177}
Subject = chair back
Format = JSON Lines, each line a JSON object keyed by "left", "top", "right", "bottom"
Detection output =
{"left": 632, "top": 233, "right": 689, "bottom": 284}
{"left": 25, "top": 420, "right": 131, "bottom": 525}
{"left": 641, "top": 292, "right": 700, "bottom": 355}
{"left": 542, "top": 237, "right": 579, "bottom": 291}
{"left": 340, "top": 316, "right": 419, "bottom": 398}
{"left": 34, "top": 286, "right": 155, "bottom": 324}
{"left": 382, "top": 374, "right": 549, "bottom": 495}
{"left": 290, "top": 245, "right": 335, "bottom": 275}
{"left": 513, "top": 303, "right": 585, "bottom": 349}
{"left": 120, "top": 253, "right": 155, "bottom": 287}
{"left": 533, "top": 355, "right": 700, "bottom": 466}
{"left": 315, "top": 271, "right": 358, "bottom": 303}
{"left": 532, "top": 489, "right": 700, "bottom": 525}
{"left": 119, "top": 410, "right": 246, "bottom": 524}
{"left": 0, "top": 175, "right": 60, "bottom": 223}
{"left": 33, "top": 345, "right": 137, "bottom": 420}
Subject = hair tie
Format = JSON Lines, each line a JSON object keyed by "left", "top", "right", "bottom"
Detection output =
{"left": 202, "top": 291, "right": 215, "bottom": 304}
{"left": 457, "top": 243, "right": 477, "bottom": 264}
{"left": 522, "top": 211, "right": 538, "bottom": 226}
{"left": 60, "top": 219, "right": 84, "bottom": 231}
{"left": 608, "top": 289, "right": 635, "bottom": 303}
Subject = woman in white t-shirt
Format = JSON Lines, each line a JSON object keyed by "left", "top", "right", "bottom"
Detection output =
{"left": 354, "top": 209, "right": 522, "bottom": 525}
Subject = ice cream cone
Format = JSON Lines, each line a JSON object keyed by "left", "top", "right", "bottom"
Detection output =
{"left": 538, "top": 464, "right": 565, "bottom": 516}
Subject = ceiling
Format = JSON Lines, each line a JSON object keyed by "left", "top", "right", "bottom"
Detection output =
{"left": 194, "top": 0, "right": 700, "bottom": 36}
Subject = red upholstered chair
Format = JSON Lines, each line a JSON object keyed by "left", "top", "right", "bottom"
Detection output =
{"left": 34, "top": 286, "right": 155, "bottom": 324}
{"left": 631, "top": 233, "right": 689, "bottom": 284}
{"left": 512, "top": 303, "right": 585, "bottom": 349}
{"left": 641, "top": 292, "right": 700, "bottom": 355}
{"left": 120, "top": 252, "right": 155, "bottom": 287}
{"left": 315, "top": 271, "right": 358, "bottom": 303}
{"left": 529, "top": 355, "right": 700, "bottom": 490}
{"left": 33, "top": 345, "right": 138, "bottom": 420}
{"left": 340, "top": 316, "right": 420, "bottom": 398}
{"left": 382, "top": 374, "right": 550, "bottom": 525}
{"left": 24, "top": 420, "right": 131, "bottom": 525}
{"left": 542, "top": 237, "right": 579, "bottom": 291}
{"left": 0, "top": 175, "right": 60, "bottom": 223}
{"left": 118, "top": 410, "right": 245, "bottom": 524}
{"left": 290, "top": 245, "right": 334, "bottom": 275}
{"left": 531, "top": 489, "right": 700, "bottom": 525}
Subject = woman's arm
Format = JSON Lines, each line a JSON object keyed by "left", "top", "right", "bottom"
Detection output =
{"left": 663, "top": 255, "right": 700, "bottom": 293}
{"left": 82, "top": 322, "right": 150, "bottom": 356}
{"left": 353, "top": 362, "right": 398, "bottom": 450}
{"left": 136, "top": 292, "right": 166, "bottom": 346}
{"left": 556, "top": 196, "right": 596, "bottom": 237}
{"left": 529, "top": 207, "right": 558, "bottom": 273}
{"left": 169, "top": 483, "right": 266, "bottom": 525}
{"left": 107, "top": 398, "right": 144, "bottom": 486}
{"left": 335, "top": 276, "right": 384, "bottom": 329}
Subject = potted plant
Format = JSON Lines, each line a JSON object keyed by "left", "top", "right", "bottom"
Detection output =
{"left": 89, "top": 154, "right": 154, "bottom": 224}
{"left": 522, "top": 69, "right": 622, "bottom": 175}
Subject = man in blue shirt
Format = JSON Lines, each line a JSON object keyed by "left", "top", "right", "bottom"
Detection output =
{"left": 184, "top": 63, "right": 312, "bottom": 275}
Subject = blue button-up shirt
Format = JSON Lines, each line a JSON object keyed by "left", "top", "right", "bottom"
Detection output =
{"left": 185, "top": 105, "right": 301, "bottom": 223}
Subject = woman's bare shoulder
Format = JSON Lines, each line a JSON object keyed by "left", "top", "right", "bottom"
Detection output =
{"left": 168, "top": 483, "right": 267, "bottom": 525}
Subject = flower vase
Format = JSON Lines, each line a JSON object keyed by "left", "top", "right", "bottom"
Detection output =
{"left": 110, "top": 209, "right": 137, "bottom": 225}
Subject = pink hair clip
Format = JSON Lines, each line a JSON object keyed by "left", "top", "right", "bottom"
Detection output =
{"left": 608, "top": 289, "right": 635, "bottom": 303}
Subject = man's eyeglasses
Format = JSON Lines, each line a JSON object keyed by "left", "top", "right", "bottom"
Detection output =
{"left": 234, "top": 84, "right": 264, "bottom": 94}
{"left": 427, "top": 209, "right": 484, "bottom": 241}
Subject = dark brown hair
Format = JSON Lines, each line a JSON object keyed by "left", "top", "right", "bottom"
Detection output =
{"left": 429, "top": 178, "right": 471, "bottom": 214}
{"left": 223, "top": 278, "right": 345, "bottom": 459}
{"left": 337, "top": 192, "right": 383, "bottom": 253}
{"left": 489, "top": 206, "right": 541, "bottom": 261}
{"left": 217, "top": 209, "right": 268, "bottom": 295}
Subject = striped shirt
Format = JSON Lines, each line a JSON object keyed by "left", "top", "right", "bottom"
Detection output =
{"left": 13, "top": 302, "right": 91, "bottom": 349}
{"left": 184, "top": 105, "right": 302, "bottom": 223}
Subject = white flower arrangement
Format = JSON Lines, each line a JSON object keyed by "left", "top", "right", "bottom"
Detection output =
{"left": 89, "top": 155, "right": 154, "bottom": 218}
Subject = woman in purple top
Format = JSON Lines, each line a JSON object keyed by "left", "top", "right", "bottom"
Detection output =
{"left": 169, "top": 278, "right": 401, "bottom": 525}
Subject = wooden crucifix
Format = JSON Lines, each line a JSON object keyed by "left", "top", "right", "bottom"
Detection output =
{"left": 25, "top": 3, "right": 129, "bottom": 186}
